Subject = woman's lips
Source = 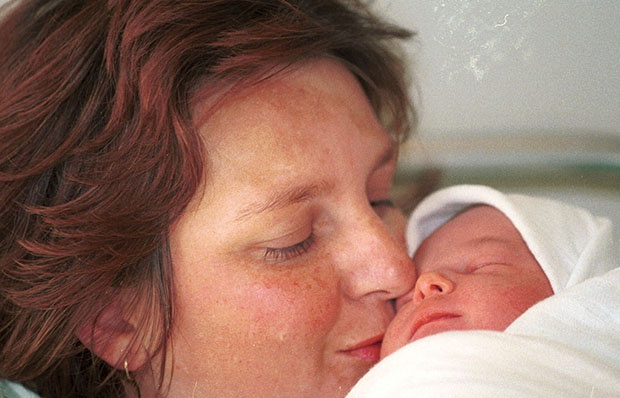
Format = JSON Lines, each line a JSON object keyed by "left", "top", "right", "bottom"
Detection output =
{"left": 409, "top": 312, "right": 461, "bottom": 342}
{"left": 341, "top": 334, "right": 384, "bottom": 361}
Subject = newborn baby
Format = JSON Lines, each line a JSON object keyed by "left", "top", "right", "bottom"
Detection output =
{"left": 381, "top": 184, "right": 615, "bottom": 358}
{"left": 381, "top": 203, "right": 553, "bottom": 357}
{"left": 348, "top": 184, "right": 620, "bottom": 397}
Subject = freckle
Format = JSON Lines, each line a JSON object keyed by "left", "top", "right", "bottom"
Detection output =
{"left": 311, "top": 274, "right": 329, "bottom": 292}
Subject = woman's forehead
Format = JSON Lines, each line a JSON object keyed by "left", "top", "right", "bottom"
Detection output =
{"left": 192, "top": 60, "right": 387, "bottom": 169}
{"left": 189, "top": 59, "right": 361, "bottom": 130}
{"left": 178, "top": 58, "right": 393, "bottom": 217}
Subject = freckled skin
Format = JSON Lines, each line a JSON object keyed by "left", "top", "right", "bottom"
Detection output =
{"left": 136, "top": 60, "right": 416, "bottom": 397}
{"left": 381, "top": 206, "right": 553, "bottom": 359}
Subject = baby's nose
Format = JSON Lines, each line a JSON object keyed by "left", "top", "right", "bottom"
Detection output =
{"left": 412, "top": 271, "right": 454, "bottom": 305}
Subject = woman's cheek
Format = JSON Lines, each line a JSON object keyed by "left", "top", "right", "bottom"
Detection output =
{"left": 246, "top": 270, "right": 341, "bottom": 340}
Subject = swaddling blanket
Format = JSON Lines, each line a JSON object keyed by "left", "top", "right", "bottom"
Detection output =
{"left": 347, "top": 268, "right": 620, "bottom": 397}
{"left": 347, "top": 185, "right": 620, "bottom": 397}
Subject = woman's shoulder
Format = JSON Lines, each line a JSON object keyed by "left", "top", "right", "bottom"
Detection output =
{"left": 0, "top": 380, "right": 40, "bottom": 398}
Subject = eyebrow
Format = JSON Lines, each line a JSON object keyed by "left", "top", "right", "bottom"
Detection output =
{"left": 234, "top": 180, "right": 335, "bottom": 222}
{"left": 472, "top": 236, "right": 507, "bottom": 244}
{"left": 468, "top": 236, "right": 516, "bottom": 250}
{"left": 234, "top": 141, "right": 396, "bottom": 222}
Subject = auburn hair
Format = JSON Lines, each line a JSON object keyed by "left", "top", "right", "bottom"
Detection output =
{"left": 0, "top": 0, "right": 415, "bottom": 396}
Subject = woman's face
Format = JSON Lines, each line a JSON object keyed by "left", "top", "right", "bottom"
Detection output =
{"left": 150, "top": 59, "right": 416, "bottom": 397}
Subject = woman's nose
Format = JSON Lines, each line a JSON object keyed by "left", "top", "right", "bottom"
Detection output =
{"left": 412, "top": 271, "right": 454, "bottom": 305}
{"left": 337, "top": 208, "right": 416, "bottom": 301}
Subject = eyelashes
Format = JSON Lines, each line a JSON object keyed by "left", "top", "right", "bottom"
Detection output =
{"left": 263, "top": 233, "right": 315, "bottom": 262}
{"left": 261, "top": 199, "right": 394, "bottom": 263}
{"left": 370, "top": 199, "right": 395, "bottom": 209}
{"left": 466, "top": 262, "right": 504, "bottom": 273}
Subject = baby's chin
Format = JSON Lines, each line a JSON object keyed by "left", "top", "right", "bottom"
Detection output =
{"left": 379, "top": 345, "right": 395, "bottom": 360}
{"left": 380, "top": 333, "right": 417, "bottom": 359}
{"left": 380, "top": 332, "right": 435, "bottom": 360}
{"left": 379, "top": 332, "right": 405, "bottom": 359}
{"left": 379, "top": 310, "right": 416, "bottom": 359}
{"left": 380, "top": 316, "right": 464, "bottom": 359}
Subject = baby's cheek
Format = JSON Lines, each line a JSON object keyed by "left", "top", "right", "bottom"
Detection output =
{"left": 487, "top": 283, "right": 550, "bottom": 329}
{"left": 512, "top": 280, "right": 552, "bottom": 312}
{"left": 380, "top": 301, "right": 417, "bottom": 358}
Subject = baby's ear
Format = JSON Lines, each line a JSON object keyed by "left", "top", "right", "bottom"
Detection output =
{"left": 74, "top": 296, "right": 149, "bottom": 372}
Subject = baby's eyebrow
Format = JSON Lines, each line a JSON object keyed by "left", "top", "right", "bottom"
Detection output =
{"left": 469, "top": 236, "right": 513, "bottom": 248}
{"left": 465, "top": 235, "right": 524, "bottom": 259}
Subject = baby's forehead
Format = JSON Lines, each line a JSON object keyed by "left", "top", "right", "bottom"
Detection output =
{"left": 445, "top": 205, "right": 517, "bottom": 233}
{"left": 413, "top": 205, "right": 528, "bottom": 265}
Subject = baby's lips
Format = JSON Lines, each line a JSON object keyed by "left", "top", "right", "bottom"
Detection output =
{"left": 408, "top": 312, "right": 462, "bottom": 343}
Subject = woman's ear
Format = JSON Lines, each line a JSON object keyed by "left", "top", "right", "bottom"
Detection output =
{"left": 75, "top": 298, "right": 150, "bottom": 371}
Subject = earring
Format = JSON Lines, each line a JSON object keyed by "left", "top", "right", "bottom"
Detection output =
{"left": 124, "top": 359, "right": 133, "bottom": 381}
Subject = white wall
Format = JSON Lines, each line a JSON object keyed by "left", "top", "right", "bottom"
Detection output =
{"left": 372, "top": 0, "right": 620, "bottom": 226}
{"left": 372, "top": 0, "right": 620, "bottom": 138}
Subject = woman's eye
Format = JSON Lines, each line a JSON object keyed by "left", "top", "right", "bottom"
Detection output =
{"left": 370, "top": 199, "right": 395, "bottom": 209}
{"left": 263, "top": 233, "right": 314, "bottom": 263}
{"left": 370, "top": 199, "right": 396, "bottom": 219}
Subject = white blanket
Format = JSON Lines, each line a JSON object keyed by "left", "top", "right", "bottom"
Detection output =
{"left": 347, "top": 185, "right": 620, "bottom": 397}
{"left": 347, "top": 268, "right": 620, "bottom": 397}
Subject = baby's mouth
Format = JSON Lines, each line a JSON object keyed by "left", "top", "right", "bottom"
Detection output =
{"left": 409, "top": 312, "right": 461, "bottom": 342}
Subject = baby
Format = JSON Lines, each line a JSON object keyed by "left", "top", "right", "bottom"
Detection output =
{"left": 381, "top": 184, "right": 615, "bottom": 358}
{"left": 347, "top": 184, "right": 620, "bottom": 397}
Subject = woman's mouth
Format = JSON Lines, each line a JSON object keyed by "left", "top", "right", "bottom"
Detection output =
{"left": 341, "top": 334, "right": 384, "bottom": 361}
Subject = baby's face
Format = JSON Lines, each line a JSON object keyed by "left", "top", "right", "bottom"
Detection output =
{"left": 381, "top": 205, "right": 553, "bottom": 358}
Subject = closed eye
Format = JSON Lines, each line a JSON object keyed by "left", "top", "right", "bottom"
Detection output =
{"left": 465, "top": 262, "right": 504, "bottom": 273}
{"left": 370, "top": 199, "right": 397, "bottom": 220}
{"left": 370, "top": 199, "right": 395, "bottom": 208}
{"left": 263, "top": 233, "right": 314, "bottom": 263}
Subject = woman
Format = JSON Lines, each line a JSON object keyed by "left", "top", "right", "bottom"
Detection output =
{"left": 0, "top": 0, "right": 419, "bottom": 396}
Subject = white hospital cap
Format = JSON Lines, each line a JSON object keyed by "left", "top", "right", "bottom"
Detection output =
{"left": 406, "top": 184, "right": 620, "bottom": 293}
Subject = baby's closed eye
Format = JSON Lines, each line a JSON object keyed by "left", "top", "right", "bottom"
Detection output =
{"left": 464, "top": 261, "right": 507, "bottom": 273}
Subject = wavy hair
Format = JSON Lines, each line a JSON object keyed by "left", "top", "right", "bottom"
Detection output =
{"left": 0, "top": 0, "right": 415, "bottom": 396}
